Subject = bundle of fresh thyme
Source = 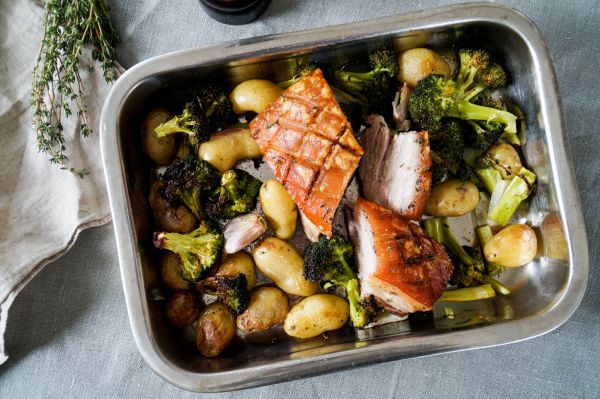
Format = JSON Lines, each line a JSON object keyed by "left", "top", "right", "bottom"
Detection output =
{"left": 31, "top": 0, "right": 120, "bottom": 177}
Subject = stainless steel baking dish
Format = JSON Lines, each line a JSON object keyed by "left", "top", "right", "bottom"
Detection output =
{"left": 100, "top": 3, "right": 588, "bottom": 392}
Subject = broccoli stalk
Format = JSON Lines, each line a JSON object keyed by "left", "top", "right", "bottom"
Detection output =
{"left": 160, "top": 155, "right": 220, "bottom": 220}
{"left": 195, "top": 274, "right": 250, "bottom": 315}
{"left": 154, "top": 221, "right": 224, "bottom": 281}
{"left": 408, "top": 75, "right": 518, "bottom": 139}
{"left": 206, "top": 169, "right": 262, "bottom": 219}
{"left": 487, "top": 167, "right": 536, "bottom": 226}
{"left": 439, "top": 284, "right": 496, "bottom": 302}
{"left": 154, "top": 84, "right": 235, "bottom": 146}
{"left": 304, "top": 234, "right": 374, "bottom": 327}
{"left": 476, "top": 225, "right": 510, "bottom": 295}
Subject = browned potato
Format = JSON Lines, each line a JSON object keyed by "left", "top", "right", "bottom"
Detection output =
{"left": 259, "top": 179, "right": 298, "bottom": 240}
{"left": 198, "top": 128, "right": 261, "bottom": 173}
{"left": 214, "top": 252, "right": 257, "bottom": 289}
{"left": 149, "top": 180, "right": 196, "bottom": 233}
{"left": 425, "top": 179, "right": 480, "bottom": 217}
{"left": 196, "top": 302, "right": 236, "bottom": 357}
{"left": 160, "top": 252, "right": 189, "bottom": 290}
{"left": 484, "top": 224, "right": 538, "bottom": 267}
{"left": 166, "top": 291, "right": 201, "bottom": 327}
{"left": 284, "top": 294, "right": 349, "bottom": 339}
{"left": 230, "top": 79, "right": 282, "bottom": 114}
{"left": 141, "top": 108, "right": 176, "bottom": 165}
{"left": 253, "top": 238, "right": 318, "bottom": 297}
{"left": 237, "top": 286, "right": 290, "bottom": 333}
{"left": 486, "top": 143, "right": 523, "bottom": 180}
{"left": 397, "top": 48, "right": 451, "bottom": 87}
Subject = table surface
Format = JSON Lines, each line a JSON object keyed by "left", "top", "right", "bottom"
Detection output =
{"left": 2, "top": 0, "right": 599, "bottom": 397}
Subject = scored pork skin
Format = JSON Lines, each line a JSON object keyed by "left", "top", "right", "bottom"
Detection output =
{"left": 347, "top": 197, "right": 453, "bottom": 314}
{"left": 359, "top": 115, "right": 431, "bottom": 220}
{"left": 250, "top": 68, "right": 363, "bottom": 237}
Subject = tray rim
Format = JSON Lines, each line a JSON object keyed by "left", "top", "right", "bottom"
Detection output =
{"left": 100, "top": 2, "right": 589, "bottom": 392}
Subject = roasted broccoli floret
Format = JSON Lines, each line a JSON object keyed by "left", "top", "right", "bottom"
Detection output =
{"left": 464, "top": 120, "right": 504, "bottom": 151}
{"left": 424, "top": 217, "right": 487, "bottom": 288}
{"left": 154, "top": 221, "right": 224, "bottom": 281}
{"left": 462, "top": 62, "right": 508, "bottom": 101}
{"left": 332, "top": 48, "right": 399, "bottom": 119}
{"left": 474, "top": 96, "right": 507, "bottom": 110}
{"left": 304, "top": 234, "right": 374, "bottom": 327}
{"left": 195, "top": 274, "right": 250, "bottom": 315}
{"left": 455, "top": 48, "right": 491, "bottom": 94}
{"left": 206, "top": 169, "right": 262, "bottom": 219}
{"left": 408, "top": 74, "right": 517, "bottom": 139}
{"left": 278, "top": 62, "right": 319, "bottom": 88}
{"left": 160, "top": 155, "right": 220, "bottom": 220}
{"left": 429, "top": 119, "right": 465, "bottom": 183}
{"left": 154, "top": 84, "right": 235, "bottom": 146}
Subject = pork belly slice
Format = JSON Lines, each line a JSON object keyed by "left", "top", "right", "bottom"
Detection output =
{"left": 250, "top": 68, "right": 363, "bottom": 238}
{"left": 347, "top": 197, "right": 453, "bottom": 314}
{"left": 359, "top": 115, "right": 432, "bottom": 220}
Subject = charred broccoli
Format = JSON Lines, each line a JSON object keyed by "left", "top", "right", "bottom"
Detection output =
{"left": 154, "top": 221, "right": 224, "bottom": 281}
{"left": 408, "top": 74, "right": 517, "bottom": 138}
{"left": 195, "top": 274, "right": 250, "bottom": 315}
{"left": 160, "top": 155, "right": 220, "bottom": 220}
{"left": 423, "top": 217, "right": 486, "bottom": 287}
{"left": 332, "top": 48, "right": 399, "bottom": 119}
{"left": 206, "top": 169, "right": 262, "bottom": 219}
{"left": 455, "top": 49, "right": 508, "bottom": 101}
{"left": 154, "top": 84, "right": 235, "bottom": 146}
{"left": 429, "top": 119, "right": 465, "bottom": 183}
{"left": 278, "top": 62, "right": 319, "bottom": 88}
{"left": 424, "top": 217, "right": 510, "bottom": 297}
{"left": 464, "top": 120, "right": 504, "bottom": 151}
{"left": 304, "top": 233, "right": 375, "bottom": 327}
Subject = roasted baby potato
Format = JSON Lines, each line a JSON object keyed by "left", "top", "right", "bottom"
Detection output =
{"left": 236, "top": 286, "right": 290, "bottom": 333}
{"left": 141, "top": 108, "right": 176, "bottom": 165}
{"left": 425, "top": 179, "right": 480, "bottom": 217}
{"left": 149, "top": 180, "right": 197, "bottom": 233}
{"left": 215, "top": 251, "right": 257, "bottom": 290}
{"left": 198, "top": 128, "right": 261, "bottom": 173}
{"left": 397, "top": 48, "right": 451, "bottom": 87}
{"left": 253, "top": 237, "right": 318, "bottom": 296}
{"left": 230, "top": 79, "right": 282, "bottom": 114}
{"left": 160, "top": 252, "right": 189, "bottom": 291}
{"left": 166, "top": 291, "right": 201, "bottom": 327}
{"left": 484, "top": 224, "right": 538, "bottom": 267}
{"left": 259, "top": 179, "right": 298, "bottom": 240}
{"left": 195, "top": 302, "right": 236, "bottom": 357}
{"left": 284, "top": 294, "right": 350, "bottom": 339}
{"left": 486, "top": 143, "right": 523, "bottom": 179}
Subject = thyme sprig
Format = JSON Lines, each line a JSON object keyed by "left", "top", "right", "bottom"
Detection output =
{"left": 31, "top": 0, "right": 119, "bottom": 177}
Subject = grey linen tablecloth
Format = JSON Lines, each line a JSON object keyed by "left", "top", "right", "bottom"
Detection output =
{"left": 1, "top": 0, "right": 599, "bottom": 397}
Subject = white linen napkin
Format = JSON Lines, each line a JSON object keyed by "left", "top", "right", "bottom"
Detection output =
{"left": 0, "top": 0, "right": 113, "bottom": 363}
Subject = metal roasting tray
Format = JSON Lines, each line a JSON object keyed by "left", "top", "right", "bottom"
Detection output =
{"left": 100, "top": 3, "right": 589, "bottom": 392}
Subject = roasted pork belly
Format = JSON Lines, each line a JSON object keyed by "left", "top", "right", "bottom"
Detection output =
{"left": 250, "top": 68, "right": 363, "bottom": 238}
{"left": 347, "top": 197, "right": 453, "bottom": 314}
{"left": 359, "top": 115, "right": 431, "bottom": 220}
